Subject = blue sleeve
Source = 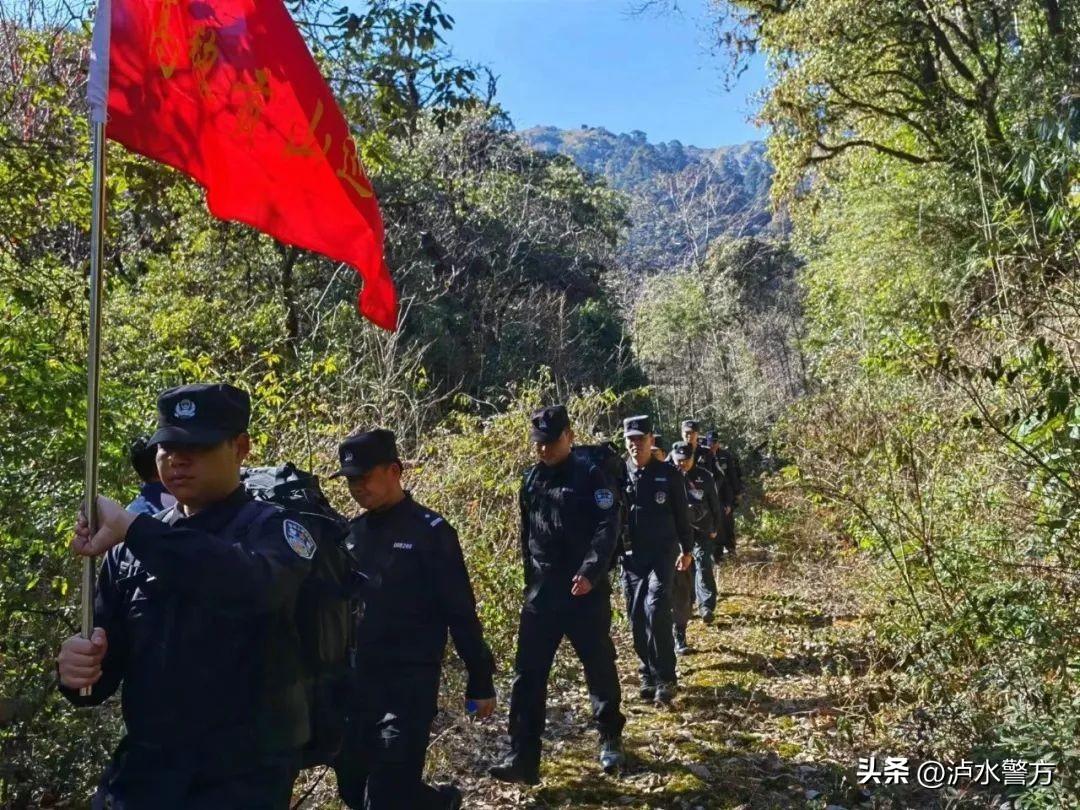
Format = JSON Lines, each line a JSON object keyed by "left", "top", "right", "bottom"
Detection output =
{"left": 59, "top": 549, "right": 128, "bottom": 707}
{"left": 125, "top": 494, "right": 157, "bottom": 517}
{"left": 122, "top": 511, "right": 312, "bottom": 614}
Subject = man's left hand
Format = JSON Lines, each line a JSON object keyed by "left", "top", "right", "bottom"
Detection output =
{"left": 571, "top": 574, "right": 593, "bottom": 596}
{"left": 676, "top": 553, "right": 693, "bottom": 572}
{"left": 467, "top": 696, "right": 496, "bottom": 719}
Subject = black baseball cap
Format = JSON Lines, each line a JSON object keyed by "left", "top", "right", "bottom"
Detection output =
{"left": 681, "top": 419, "right": 700, "bottom": 433}
{"left": 530, "top": 405, "right": 570, "bottom": 442}
{"left": 128, "top": 435, "right": 154, "bottom": 466}
{"left": 706, "top": 430, "right": 722, "bottom": 443}
{"left": 671, "top": 441, "right": 693, "bottom": 460}
{"left": 623, "top": 414, "right": 653, "bottom": 437}
{"left": 149, "top": 383, "right": 250, "bottom": 446}
{"left": 331, "top": 429, "right": 400, "bottom": 479}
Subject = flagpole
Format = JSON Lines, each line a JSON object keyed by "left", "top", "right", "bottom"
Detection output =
{"left": 82, "top": 0, "right": 112, "bottom": 697}
{"left": 81, "top": 119, "right": 107, "bottom": 696}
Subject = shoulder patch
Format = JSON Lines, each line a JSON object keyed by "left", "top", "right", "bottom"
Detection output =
{"left": 283, "top": 519, "right": 317, "bottom": 560}
{"left": 594, "top": 489, "right": 615, "bottom": 510}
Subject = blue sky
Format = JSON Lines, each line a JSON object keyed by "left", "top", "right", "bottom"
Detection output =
{"left": 442, "top": 0, "right": 768, "bottom": 149}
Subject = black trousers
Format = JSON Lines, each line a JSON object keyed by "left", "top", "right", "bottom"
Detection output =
{"left": 673, "top": 559, "right": 694, "bottom": 631}
{"left": 507, "top": 588, "right": 625, "bottom": 763}
{"left": 675, "top": 530, "right": 719, "bottom": 628}
{"left": 693, "top": 533, "right": 717, "bottom": 613}
{"left": 333, "top": 663, "right": 448, "bottom": 810}
{"left": 715, "top": 508, "right": 736, "bottom": 558}
{"left": 91, "top": 740, "right": 299, "bottom": 810}
{"left": 722, "top": 508, "right": 736, "bottom": 552}
{"left": 621, "top": 546, "right": 678, "bottom": 686}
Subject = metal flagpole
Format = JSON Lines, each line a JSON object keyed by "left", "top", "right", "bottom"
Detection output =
{"left": 82, "top": 0, "right": 111, "bottom": 696}
{"left": 81, "top": 120, "right": 107, "bottom": 696}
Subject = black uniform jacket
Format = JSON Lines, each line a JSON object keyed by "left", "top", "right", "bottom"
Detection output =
{"left": 346, "top": 493, "right": 496, "bottom": 699}
{"left": 622, "top": 457, "right": 693, "bottom": 558}
{"left": 692, "top": 444, "right": 716, "bottom": 477}
{"left": 60, "top": 486, "right": 313, "bottom": 767}
{"left": 678, "top": 462, "right": 723, "bottom": 537}
{"left": 708, "top": 451, "right": 743, "bottom": 507}
{"left": 716, "top": 447, "right": 744, "bottom": 498}
{"left": 519, "top": 454, "right": 620, "bottom": 609}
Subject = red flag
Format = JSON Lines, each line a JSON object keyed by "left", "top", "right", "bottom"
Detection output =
{"left": 90, "top": 0, "right": 398, "bottom": 329}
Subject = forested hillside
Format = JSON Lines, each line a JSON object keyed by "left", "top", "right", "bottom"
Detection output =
{"left": 519, "top": 126, "right": 776, "bottom": 272}
{"left": 1, "top": 0, "right": 1077, "bottom": 806}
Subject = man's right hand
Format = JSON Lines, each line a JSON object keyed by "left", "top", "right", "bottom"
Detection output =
{"left": 72, "top": 496, "right": 135, "bottom": 557}
{"left": 57, "top": 627, "right": 107, "bottom": 690}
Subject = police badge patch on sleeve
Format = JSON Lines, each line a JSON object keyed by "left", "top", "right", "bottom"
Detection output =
{"left": 283, "top": 519, "right": 317, "bottom": 559}
{"left": 594, "top": 489, "right": 615, "bottom": 510}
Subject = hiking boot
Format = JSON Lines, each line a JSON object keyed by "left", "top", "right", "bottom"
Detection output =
{"left": 674, "top": 628, "right": 692, "bottom": 656}
{"left": 655, "top": 682, "right": 677, "bottom": 705}
{"left": 489, "top": 753, "right": 540, "bottom": 786}
{"left": 638, "top": 683, "right": 656, "bottom": 701}
{"left": 434, "top": 783, "right": 463, "bottom": 809}
{"left": 700, "top": 610, "right": 715, "bottom": 624}
{"left": 599, "top": 736, "right": 624, "bottom": 774}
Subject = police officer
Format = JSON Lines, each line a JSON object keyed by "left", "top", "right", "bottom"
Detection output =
{"left": 331, "top": 429, "right": 496, "bottom": 810}
{"left": 679, "top": 420, "right": 723, "bottom": 622}
{"left": 59, "top": 383, "right": 313, "bottom": 809}
{"left": 651, "top": 432, "right": 668, "bottom": 463}
{"left": 620, "top": 415, "right": 692, "bottom": 704}
{"left": 124, "top": 435, "right": 177, "bottom": 516}
{"left": 489, "top": 405, "right": 626, "bottom": 785}
{"left": 669, "top": 442, "right": 723, "bottom": 647}
{"left": 680, "top": 420, "right": 715, "bottom": 478}
{"left": 705, "top": 432, "right": 742, "bottom": 559}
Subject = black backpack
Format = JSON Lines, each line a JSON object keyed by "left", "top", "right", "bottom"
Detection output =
{"left": 240, "top": 463, "right": 353, "bottom": 768}
{"left": 570, "top": 443, "right": 627, "bottom": 563}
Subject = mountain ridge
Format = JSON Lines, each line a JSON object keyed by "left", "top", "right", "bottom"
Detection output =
{"left": 518, "top": 125, "right": 776, "bottom": 272}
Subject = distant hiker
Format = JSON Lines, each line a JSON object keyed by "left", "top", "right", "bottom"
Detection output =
{"left": 706, "top": 432, "right": 742, "bottom": 559}
{"left": 680, "top": 419, "right": 717, "bottom": 480}
{"left": 669, "top": 442, "right": 723, "bottom": 655}
{"left": 620, "top": 415, "right": 692, "bottom": 705}
{"left": 678, "top": 421, "right": 721, "bottom": 619}
{"left": 490, "top": 405, "right": 626, "bottom": 786}
{"left": 651, "top": 432, "right": 668, "bottom": 463}
{"left": 124, "top": 435, "right": 176, "bottom": 516}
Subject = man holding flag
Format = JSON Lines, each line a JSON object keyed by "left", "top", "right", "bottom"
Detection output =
{"left": 58, "top": 384, "right": 313, "bottom": 809}
{"left": 64, "top": 0, "right": 397, "bottom": 800}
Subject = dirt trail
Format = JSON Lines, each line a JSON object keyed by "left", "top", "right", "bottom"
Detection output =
{"left": 445, "top": 538, "right": 928, "bottom": 810}
{"left": 298, "top": 531, "right": 941, "bottom": 809}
